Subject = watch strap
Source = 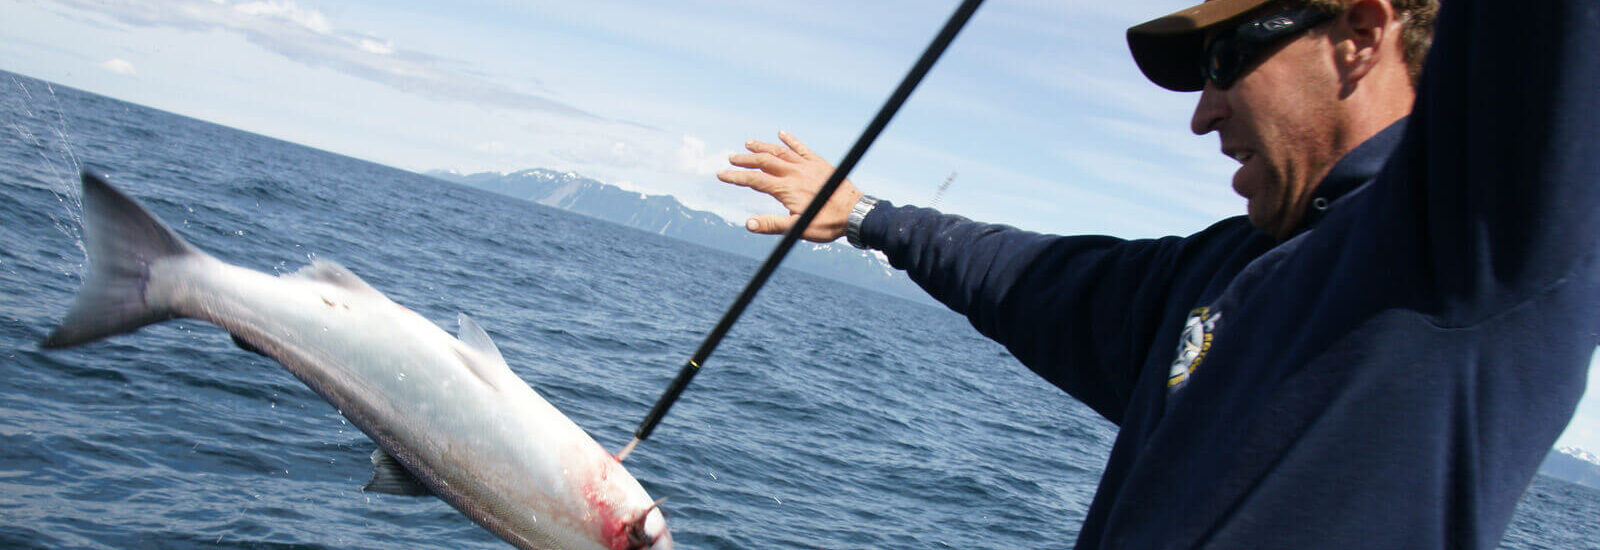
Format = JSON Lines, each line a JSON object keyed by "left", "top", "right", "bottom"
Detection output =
{"left": 844, "top": 194, "right": 879, "bottom": 249}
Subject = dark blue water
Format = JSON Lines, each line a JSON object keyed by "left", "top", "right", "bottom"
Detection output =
{"left": 1, "top": 71, "right": 1594, "bottom": 549}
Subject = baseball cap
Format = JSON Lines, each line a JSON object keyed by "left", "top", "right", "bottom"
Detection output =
{"left": 1127, "top": 0, "right": 1282, "bottom": 91}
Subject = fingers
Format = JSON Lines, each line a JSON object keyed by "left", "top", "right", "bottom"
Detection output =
{"left": 744, "top": 139, "right": 802, "bottom": 163}
{"left": 722, "top": 131, "right": 845, "bottom": 240}
{"left": 745, "top": 131, "right": 814, "bottom": 161}
{"left": 744, "top": 214, "right": 797, "bottom": 235}
{"left": 777, "top": 131, "right": 815, "bottom": 159}
{"left": 716, "top": 167, "right": 777, "bottom": 193}
{"left": 727, "top": 152, "right": 791, "bottom": 175}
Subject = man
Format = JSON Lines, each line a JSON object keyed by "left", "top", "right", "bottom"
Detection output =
{"left": 720, "top": 0, "right": 1598, "bottom": 547}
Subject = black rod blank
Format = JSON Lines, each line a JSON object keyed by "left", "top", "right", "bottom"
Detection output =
{"left": 617, "top": 0, "right": 985, "bottom": 461}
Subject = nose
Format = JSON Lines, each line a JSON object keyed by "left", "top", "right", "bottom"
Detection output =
{"left": 1190, "top": 84, "right": 1228, "bottom": 135}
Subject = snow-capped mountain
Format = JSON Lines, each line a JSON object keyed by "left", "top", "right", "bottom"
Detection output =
{"left": 1539, "top": 446, "right": 1600, "bottom": 490}
{"left": 426, "top": 168, "right": 926, "bottom": 303}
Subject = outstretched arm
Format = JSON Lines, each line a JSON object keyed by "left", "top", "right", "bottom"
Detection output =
{"left": 714, "top": 131, "right": 1240, "bottom": 422}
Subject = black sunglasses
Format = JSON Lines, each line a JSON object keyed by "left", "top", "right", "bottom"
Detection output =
{"left": 1203, "top": 8, "right": 1336, "bottom": 90}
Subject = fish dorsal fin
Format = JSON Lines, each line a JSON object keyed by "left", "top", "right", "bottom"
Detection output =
{"left": 454, "top": 314, "right": 508, "bottom": 391}
{"left": 457, "top": 314, "right": 506, "bottom": 365}
{"left": 363, "top": 449, "right": 434, "bottom": 497}
{"left": 289, "top": 260, "right": 381, "bottom": 295}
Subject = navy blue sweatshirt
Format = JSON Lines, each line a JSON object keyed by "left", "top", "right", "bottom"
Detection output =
{"left": 857, "top": 1, "right": 1600, "bottom": 547}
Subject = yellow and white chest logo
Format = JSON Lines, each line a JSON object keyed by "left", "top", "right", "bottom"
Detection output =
{"left": 1168, "top": 307, "right": 1221, "bottom": 391}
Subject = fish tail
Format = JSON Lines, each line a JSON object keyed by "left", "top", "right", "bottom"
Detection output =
{"left": 41, "top": 171, "right": 197, "bottom": 348}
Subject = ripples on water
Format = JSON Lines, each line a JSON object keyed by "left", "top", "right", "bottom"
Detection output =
{"left": 1, "top": 71, "right": 1595, "bottom": 549}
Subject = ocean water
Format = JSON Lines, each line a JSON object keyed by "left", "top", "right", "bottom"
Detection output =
{"left": 0, "top": 71, "right": 1594, "bottom": 549}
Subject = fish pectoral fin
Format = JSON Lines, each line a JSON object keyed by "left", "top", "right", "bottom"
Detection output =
{"left": 362, "top": 449, "right": 434, "bottom": 497}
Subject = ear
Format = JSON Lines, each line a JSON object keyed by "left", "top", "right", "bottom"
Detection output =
{"left": 1333, "top": 0, "right": 1398, "bottom": 86}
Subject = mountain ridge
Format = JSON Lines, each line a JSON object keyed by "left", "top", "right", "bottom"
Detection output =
{"left": 1539, "top": 446, "right": 1600, "bottom": 490}
{"left": 425, "top": 168, "right": 926, "bottom": 304}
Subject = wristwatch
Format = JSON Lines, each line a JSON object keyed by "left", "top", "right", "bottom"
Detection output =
{"left": 844, "top": 194, "right": 879, "bottom": 250}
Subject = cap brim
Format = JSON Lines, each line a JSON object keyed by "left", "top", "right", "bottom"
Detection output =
{"left": 1126, "top": 0, "right": 1277, "bottom": 92}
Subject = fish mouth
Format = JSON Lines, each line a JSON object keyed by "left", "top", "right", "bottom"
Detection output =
{"left": 624, "top": 498, "right": 670, "bottom": 549}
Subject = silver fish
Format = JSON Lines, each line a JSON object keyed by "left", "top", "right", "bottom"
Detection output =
{"left": 42, "top": 172, "right": 671, "bottom": 550}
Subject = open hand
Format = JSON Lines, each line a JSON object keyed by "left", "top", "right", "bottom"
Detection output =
{"left": 717, "top": 131, "right": 863, "bottom": 243}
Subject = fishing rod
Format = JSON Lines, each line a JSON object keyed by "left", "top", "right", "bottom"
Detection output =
{"left": 616, "top": 0, "right": 986, "bottom": 462}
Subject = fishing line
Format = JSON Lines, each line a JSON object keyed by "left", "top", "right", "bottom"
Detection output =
{"left": 617, "top": 0, "right": 985, "bottom": 461}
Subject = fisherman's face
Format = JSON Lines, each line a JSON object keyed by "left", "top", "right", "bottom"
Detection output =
{"left": 1191, "top": 19, "right": 1344, "bottom": 240}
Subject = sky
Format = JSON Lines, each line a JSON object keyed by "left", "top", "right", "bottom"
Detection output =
{"left": 2, "top": 0, "right": 1597, "bottom": 453}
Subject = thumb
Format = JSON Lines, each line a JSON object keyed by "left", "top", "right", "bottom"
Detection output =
{"left": 745, "top": 214, "right": 797, "bottom": 235}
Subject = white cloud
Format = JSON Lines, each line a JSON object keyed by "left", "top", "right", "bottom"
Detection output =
{"left": 357, "top": 37, "right": 394, "bottom": 56}
{"left": 50, "top": 0, "right": 597, "bottom": 118}
{"left": 231, "top": 0, "right": 330, "bottom": 34}
{"left": 475, "top": 141, "right": 506, "bottom": 155}
{"left": 674, "top": 134, "right": 735, "bottom": 177}
{"left": 98, "top": 57, "right": 136, "bottom": 75}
